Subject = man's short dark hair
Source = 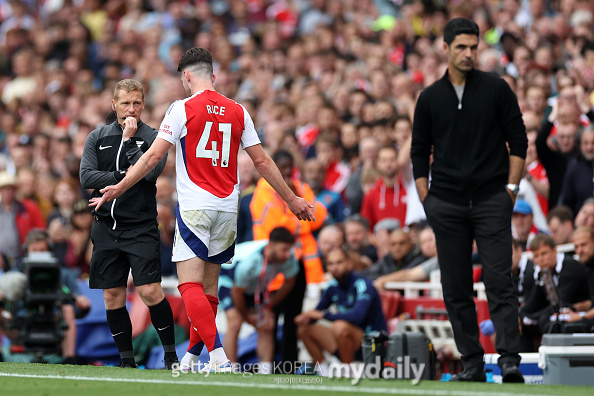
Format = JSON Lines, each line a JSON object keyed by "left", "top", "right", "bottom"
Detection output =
{"left": 25, "top": 228, "right": 49, "bottom": 252}
{"left": 272, "top": 149, "right": 293, "bottom": 164}
{"left": 443, "top": 18, "right": 480, "bottom": 45}
{"left": 269, "top": 226, "right": 295, "bottom": 244}
{"left": 177, "top": 47, "right": 214, "bottom": 76}
{"left": 529, "top": 233, "right": 556, "bottom": 251}
{"left": 546, "top": 205, "right": 574, "bottom": 224}
{"left": 344, "top": 214, "right": 369, "bottom": 230}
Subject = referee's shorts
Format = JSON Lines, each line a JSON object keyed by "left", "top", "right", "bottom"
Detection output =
{"left": 89, "top": 218, "right": 161, "bottom": 290}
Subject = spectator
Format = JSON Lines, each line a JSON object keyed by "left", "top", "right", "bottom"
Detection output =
{"left": 295, "top": 247, "right": 386, "bottom": 375}
{"left": 521, "top": 234, "right": 591, "bottom": 334}
{"left": 520, "top": 126, "right": 549, "bottom": 231}
{"left": 251, "top": 150, "right": 327, "bottom": 285}
{"left": 360, "top": 146, "right": 407, "bottom": 230}
{"left": 345, "top": 136, "right": 379, "bottom": 214}
{"left": 316, "top": 224, "right": 345, "bottom": 270}
{"left": 302, "top": 158, "right": 348, "bottom": 226}
{"left": 572, "top": 226, "right": 594, "bottom": 302}
{"left": 512, "top": 200, "right": 540, "bottom": 251}
{"left": 373, "top": 227, "right": 439, "bottom": 290}
{"left": 343, "top": 214, "right": 378, "bottom": 268}
{"left": 0, "top": 172, "right": 46, "bottom": 265}
{"left": 575, "top": 198, "right": 594, "bottom": 228}
{"left": 560, "top": 126, "right": 594, "bottom": 215}
{"left": 546, "top": 205, "right": 575, "bottom": 246}
{"left": 47, "top": 178, "right": 80, "bottom": 225}
{"left": 361, "top": 228, "right": 424, "bottom": 282}
{"left": 372, "top": 217, "right": 402, "bottom": 261}
{"left": 536, "top": 100, "right": 580, "bottom": 208}
{"left": 313, "top": 133, "right": 351, "bottom": 196}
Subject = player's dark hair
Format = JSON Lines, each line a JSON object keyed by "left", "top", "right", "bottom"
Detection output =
{"left": 177, "top": 47, "right": 214, "bottom": 76}
{"left": 443, "top": 18, "right": 479, "bottom": 45}
{"left": 269, "top": 227, "right": 295, "bottom": 244}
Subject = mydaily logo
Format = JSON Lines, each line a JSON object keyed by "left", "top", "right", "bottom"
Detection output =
{"left": 326, "top": 356, "right": 426, "bottom": 385}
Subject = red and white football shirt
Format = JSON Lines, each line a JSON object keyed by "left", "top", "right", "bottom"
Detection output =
{"left": 157, "top": 90, "right": 261, "bottom": 212}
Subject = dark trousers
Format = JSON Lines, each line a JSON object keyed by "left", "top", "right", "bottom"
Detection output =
{"left": 424, "top": 190, "right": 521, "bottom": 368}
{"left": 273, "top": 260, "right": 306, "bottom": 372}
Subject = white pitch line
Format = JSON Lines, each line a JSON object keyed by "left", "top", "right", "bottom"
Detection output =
{"left": 0, "top": 372, "right": 555, "bottom": 396}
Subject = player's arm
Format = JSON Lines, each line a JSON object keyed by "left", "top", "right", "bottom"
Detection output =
{"left": 89, "top": 137, "right": 172, "bottom": 209}
{"left": 123, "top": 129, "right": 168, "bottom": 182}
{"left": 245, "top": 143, "right": 315, "bottom": 221}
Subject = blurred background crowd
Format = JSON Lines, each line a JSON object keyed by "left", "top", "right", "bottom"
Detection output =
{"left": 1, "top": 0, "right": 594, "bottom": 362}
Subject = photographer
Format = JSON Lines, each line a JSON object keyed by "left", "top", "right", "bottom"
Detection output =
{"left": 0, "top": 229, "right": 90, "bottom": 363}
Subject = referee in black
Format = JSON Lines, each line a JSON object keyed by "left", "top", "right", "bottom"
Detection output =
{"left": 411, "top": 18, "right": 527, "bottom": 383}
{"left": 80, "top": 79, "right": 178, "bottom": 369}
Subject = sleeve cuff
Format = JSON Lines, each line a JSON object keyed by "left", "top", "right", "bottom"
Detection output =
{"left": 114, "top": 170, "right": 126, "bottom": 182}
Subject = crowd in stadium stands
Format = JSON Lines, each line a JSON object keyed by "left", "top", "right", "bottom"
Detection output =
{"left": 1, "top": 0, "right": 594, "bottom": 365}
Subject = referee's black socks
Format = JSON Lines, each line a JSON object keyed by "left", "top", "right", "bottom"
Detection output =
{"left": 149, "top": 298, "right": 177, "bottom": 358}
{"left": 106, "top": 306, "right": 135, "bottom": 366}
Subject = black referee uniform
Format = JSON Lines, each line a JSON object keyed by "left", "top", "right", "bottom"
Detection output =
{"left": 80, "top": 119, "right": 177, "bottom": 368}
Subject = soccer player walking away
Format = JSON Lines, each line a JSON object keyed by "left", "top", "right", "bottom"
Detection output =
{"left": 80, "top": 79, "right": 178, "bottom": 369}
{"left": 90, "top": 48, "right": 315, "bottom": 372}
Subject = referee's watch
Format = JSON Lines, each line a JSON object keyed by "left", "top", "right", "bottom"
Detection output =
{"left": 506, "top": 183, "right": 519, "bottom": 196}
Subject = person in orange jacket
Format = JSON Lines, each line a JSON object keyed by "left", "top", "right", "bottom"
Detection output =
{"left": 250, "top": 149, "right": 327, "bottom": 371}
{"left": 251, "top": 150, "right": 327, "bottom": 285}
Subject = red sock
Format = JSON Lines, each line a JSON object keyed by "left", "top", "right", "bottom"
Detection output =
{"left": 178, "top": 282, "right": 216, "bottom": 351}
{"left": 206, "top": 294, "right": 218, "bottom": 317}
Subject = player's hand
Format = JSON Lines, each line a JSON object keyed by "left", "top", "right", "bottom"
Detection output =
{"left": 122, "top": 117, "right": 138, "bottom": 140}
{"left": 89, "top": 184, "right": 124, "bottom": 210}
{"left": 288, "top": 196, "right": 316, "bottom": 222}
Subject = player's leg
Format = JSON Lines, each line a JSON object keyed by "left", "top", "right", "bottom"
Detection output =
{"left": 331, "top": 320, "right": 364, "bottom": 363}
{"left": 174, "top": 209, "right": 233, "bottom": 372}
{"left": 126, "top": 223, "right": 178, "bottom": 369}
{"left": 297, "top": 323, "right": 338, "bottom": 363}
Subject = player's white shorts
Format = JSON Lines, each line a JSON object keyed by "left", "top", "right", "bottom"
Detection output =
{"left": 173, "top": 208, "right": 237, "bottom": 264}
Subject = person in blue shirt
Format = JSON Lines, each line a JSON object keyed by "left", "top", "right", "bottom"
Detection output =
{"left": 295, "top": 247, "right": 387, "bottom": 366}
{"left": 302, "top": 158, "right": 348, "bottom": 230}
{"left": 224, "top": 227, "right": 299, "bottom": 374}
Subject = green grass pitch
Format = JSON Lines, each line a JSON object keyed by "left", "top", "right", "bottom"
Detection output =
{"left": 0, "top": 362, "right": 592, "bottom": 396}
